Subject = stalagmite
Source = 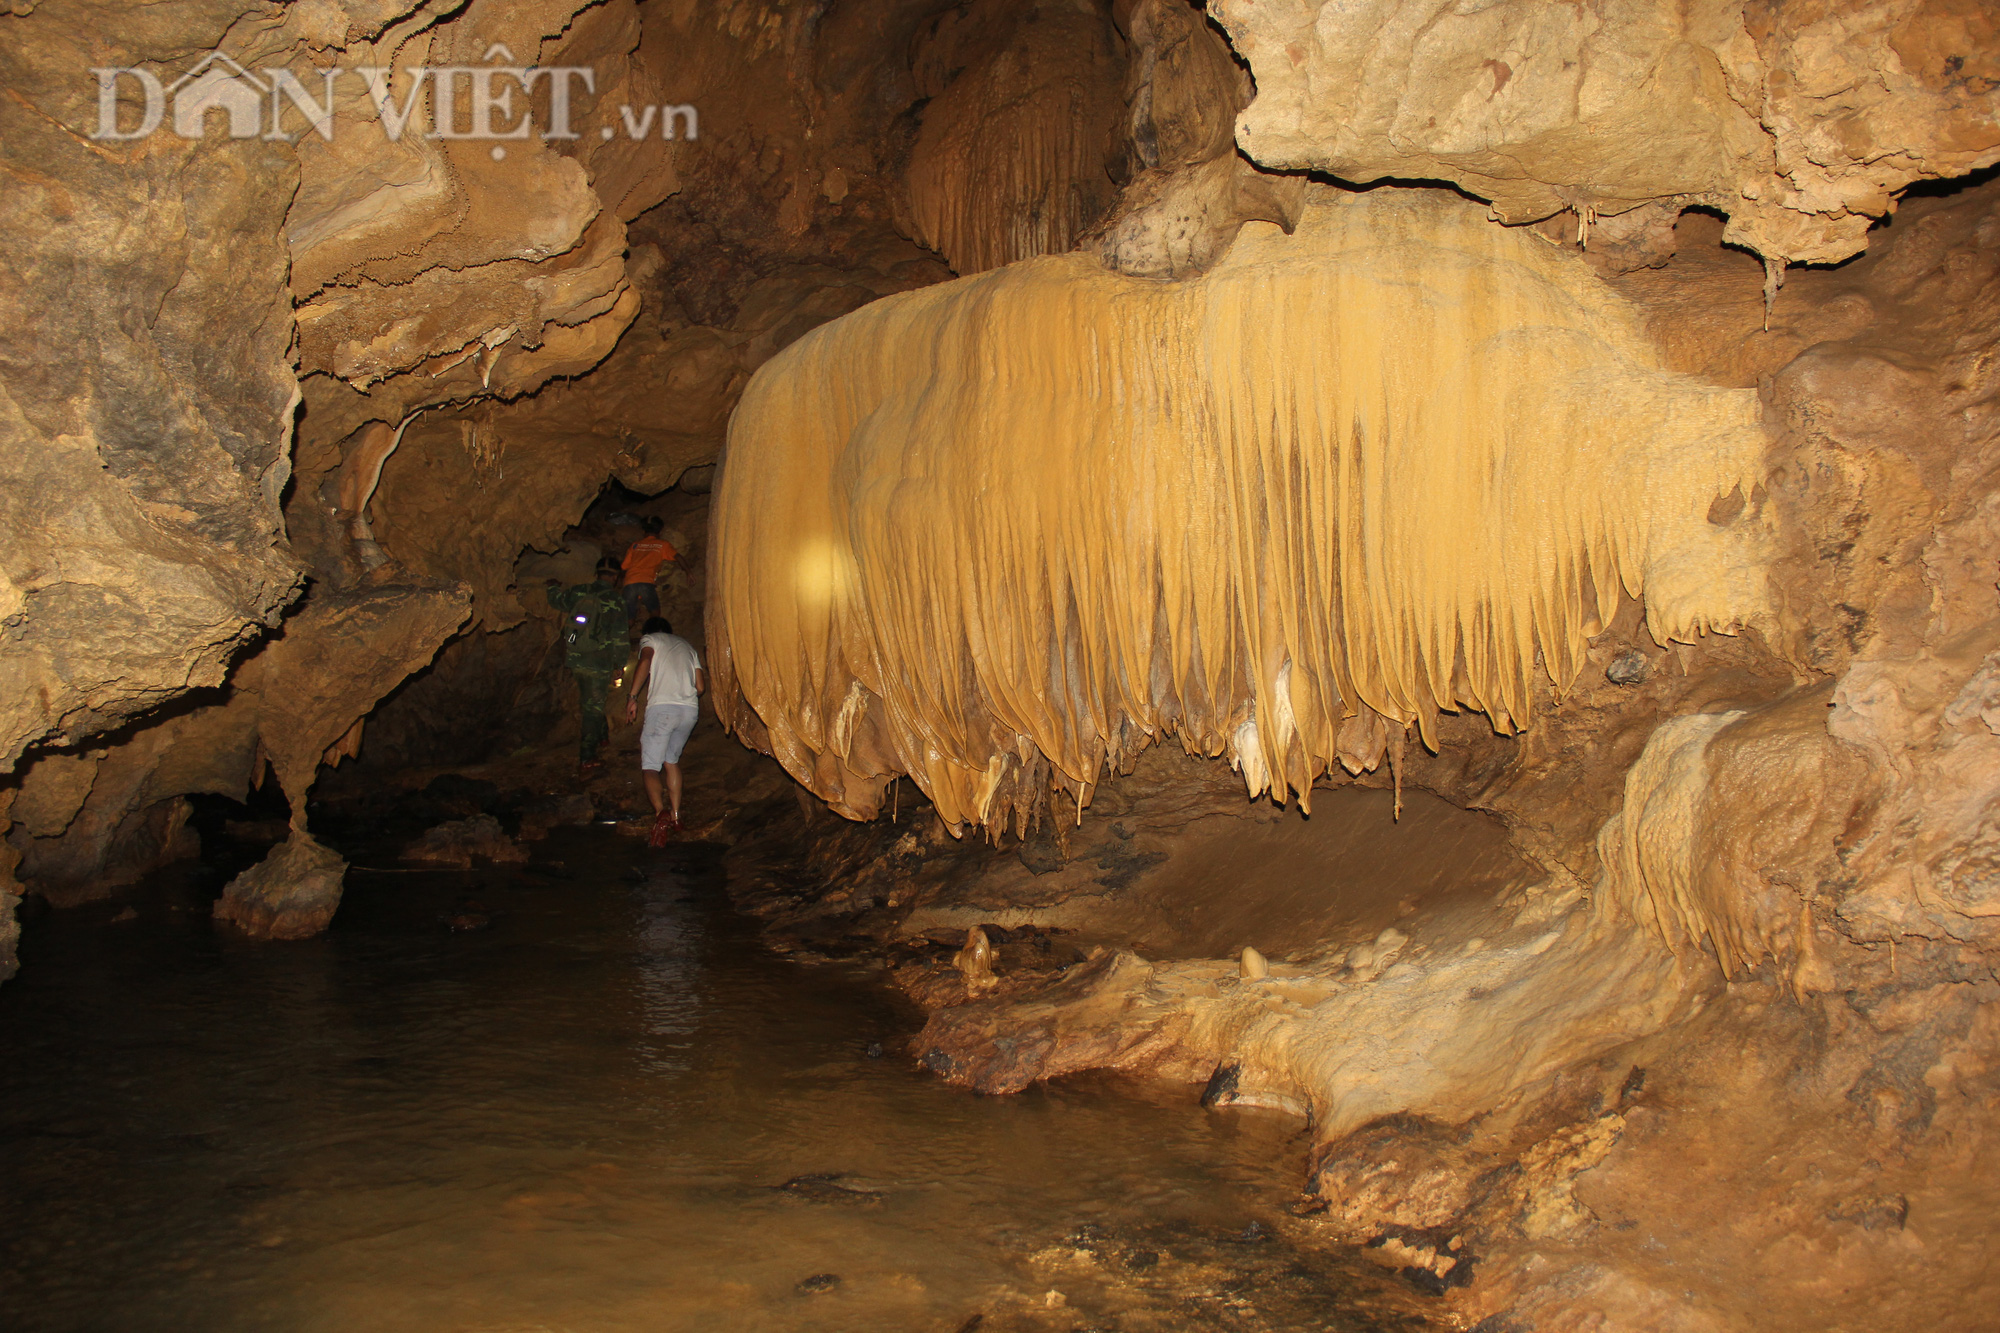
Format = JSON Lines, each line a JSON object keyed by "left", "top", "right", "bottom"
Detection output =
{"left": 955, "top": 926, "right": 998, "bottom": 993}
{"left": 710, "top": 191, "right": 1772, "bottom": 832}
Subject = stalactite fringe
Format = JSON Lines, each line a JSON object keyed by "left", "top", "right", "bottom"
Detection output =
{"left": 708, "top": 191, "right": 1773, "bottom": 832}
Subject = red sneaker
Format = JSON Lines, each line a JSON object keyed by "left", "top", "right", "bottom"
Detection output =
{"left": 648, "top": 809, "right": 675, "bottom": 848}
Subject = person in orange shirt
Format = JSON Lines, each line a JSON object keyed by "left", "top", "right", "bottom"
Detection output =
{"left": 619, "top": 516, "right": 678, "bottom": 630}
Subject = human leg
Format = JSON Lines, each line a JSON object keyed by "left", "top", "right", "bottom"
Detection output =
{"left": 574, "top": 667, "right": 610, "bottom": 765}
{"left": 639, "top": 706, "right": 675, "bottom": 834}
{"left": 643, "top": 703, "right": 698, "bottom": 830}
{"left": 622, "top": 583, "right": 659, "bottom": 639}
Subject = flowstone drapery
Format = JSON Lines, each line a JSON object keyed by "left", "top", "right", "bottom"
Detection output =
{"left": 709, "top": 191, "right": 1773, "bottom": 831}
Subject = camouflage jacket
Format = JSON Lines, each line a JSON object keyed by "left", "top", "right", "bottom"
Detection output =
{"left": 547, "top": 581, "right": 628, "bottom": 668}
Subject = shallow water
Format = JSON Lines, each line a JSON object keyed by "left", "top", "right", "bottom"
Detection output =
{"left": 0, "top": 829, "right": 1436, "bottom": 1332}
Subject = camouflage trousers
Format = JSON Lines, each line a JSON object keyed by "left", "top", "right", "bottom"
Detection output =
{"left": 569, "top": 662, "right": 618, "bottom": 762}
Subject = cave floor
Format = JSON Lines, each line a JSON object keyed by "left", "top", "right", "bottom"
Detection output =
{"left": 0, "top": 826, "right": 1449, "bottom": 1332}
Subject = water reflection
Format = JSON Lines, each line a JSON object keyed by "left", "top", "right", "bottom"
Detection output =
{"left": 632, "top": 874, "right": 702, "bottom": 1073}
{"left": 0, "top": 829, "right": 1436, "bottom": 1332}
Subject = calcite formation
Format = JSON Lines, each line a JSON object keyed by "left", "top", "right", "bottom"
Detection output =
{"left": 710, "top": 190, "right": 1771, "bottom": 830}
{"left": 3, "top": 0, "right": 1999, "bottom": 1324}
{"left": 212, "top": 832, "right": 349, "bottom": 941}
{"left": 1215, "top": 0, "right": 2000, "bottom": 267}
{"left": 900, "top": 0, "right": 1126, "bottom": 274}
{"left": 717, "top": 174, "right": 2000, "bottom": 1332}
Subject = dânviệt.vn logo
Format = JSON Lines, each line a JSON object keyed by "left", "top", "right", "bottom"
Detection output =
{"left": 91, "top": 44, "right": 695, "bottom": 159}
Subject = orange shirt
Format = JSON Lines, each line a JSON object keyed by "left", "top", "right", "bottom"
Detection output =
{"left": 621, "top": 534, "right": 677, "bottom": 585}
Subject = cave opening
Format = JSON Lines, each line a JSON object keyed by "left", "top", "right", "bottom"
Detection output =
{"left": 4, "top": 0, "right": 1999, "bottom": 1329}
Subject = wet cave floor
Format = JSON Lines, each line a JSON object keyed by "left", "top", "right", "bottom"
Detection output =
{"left": 0, "top": 827, "right": 1446, "bottom": 1332}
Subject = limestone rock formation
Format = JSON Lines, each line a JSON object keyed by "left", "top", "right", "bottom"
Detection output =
{"left": 0, "top": 4, "right": 304, "bottom": 772}
{"left": 287, "top": 0, "right": 675, "bottom": 422}
{"left": 0, "top": 0, "right": 967, "bottom": 925}
{"left": 213, "top": 832, "right": 349, "bottom": 941}
{"left": 5, "top": 0, "right": 2000, "bottom": 1322}
{"left": 899, "top": 0, "right": 1127, "bottom": 274}
{"left": 710, "top": 189, "right": 1771, "bottom": 830}
{"left": 1096, "top": 0, "right": 1306, "bottom": 280}
{"left": 8, "top": 584, "right": 467, "bottom": 906}
{"left": 1215, "top": 0, "right": 2000, "bottom": 266}
{"left": 714, "top": 172, "right": 2000, "bottom": 1332}
{"left": 402, "top": 814, "right": 528, "bottom": 868}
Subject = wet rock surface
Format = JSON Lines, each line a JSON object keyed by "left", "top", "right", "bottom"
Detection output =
{"left": 212, "top": 833, "right": 348, "bottom": 942}
{"left": 401, "top": 815, "right": 529, "bottom": 869}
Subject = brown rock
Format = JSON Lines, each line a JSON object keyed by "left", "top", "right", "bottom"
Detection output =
{"left": 402, "top": 814, "right": 529, "bottom": 869}
{"left": 214, "top": 833, "right": 348, "bottom": 941}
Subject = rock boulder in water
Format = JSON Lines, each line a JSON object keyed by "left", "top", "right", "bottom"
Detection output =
{"left": 214, "top": 835, "right": 347, "bottom": 941}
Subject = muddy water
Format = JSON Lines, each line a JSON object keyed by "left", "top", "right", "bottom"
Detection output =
{"left": 0, "top": 829, "right": 1436, "bottom": 1332}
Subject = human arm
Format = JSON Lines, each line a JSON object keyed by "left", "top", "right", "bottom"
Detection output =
{"left": 625, "top": 646, "right": 654, "bottom": 720}
{"left": 695, "top": 667, "right": 707, "bottom": 695}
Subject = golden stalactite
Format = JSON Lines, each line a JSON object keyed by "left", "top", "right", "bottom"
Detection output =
{"left": 708, "top": 191, "right": 1774, "bottom": 834}
{"left": 900, "top": 2, "right": 1124, "bottom": 275}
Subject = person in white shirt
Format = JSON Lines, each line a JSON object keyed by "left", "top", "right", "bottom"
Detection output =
{"left": 623, "top": 616, "right": 705, "bottom": 843}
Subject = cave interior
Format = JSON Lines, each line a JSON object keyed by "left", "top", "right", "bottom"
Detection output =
{"left": 3, "top": 0, "right": 1999, "bottom": 1328}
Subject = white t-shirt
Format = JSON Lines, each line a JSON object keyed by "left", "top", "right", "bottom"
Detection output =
{"left": 639, "top": 632, "right": 703, "bottom": 707}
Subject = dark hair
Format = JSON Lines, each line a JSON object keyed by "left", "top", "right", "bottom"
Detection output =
{"left": 641, "top": 616, "right": 673, "bottom": 637}
{"left": 642, "top": 516, "right": 665, "bottom": 535}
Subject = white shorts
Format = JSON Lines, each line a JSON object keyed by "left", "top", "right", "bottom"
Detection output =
{"left": 640, "top": 703, "right": 698, "bottom": 768}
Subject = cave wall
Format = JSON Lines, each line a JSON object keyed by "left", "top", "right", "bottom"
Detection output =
{"left": 0, "top": 2, "right": 306, "bottom": 773}
{"left": 1, "top": 0, "right": 1189, "bottom": 948}
{"left": 1216, "top": 0, "right": 2000, "bottom": 267}
{"left": 1, "top": 0, "right": 1997, "bottom": 1323}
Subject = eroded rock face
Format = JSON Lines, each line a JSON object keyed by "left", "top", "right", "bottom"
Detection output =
{"left": 0, "top": 3, "right": 304, "bottom": 772}
{"left": 1215, "top": 0, "right": 2000, "bottom": 266}
{"left": 1096, "top": 0, "right": 1306, "bottom": 280}
{"left": 0, "top": 0, "right": 984, "bottom": 917}
{"left": 8, "top": 584, "right": 467, "bottom": 909}
{"left": 0, "top": 0, "right": 647, "bottom": 917}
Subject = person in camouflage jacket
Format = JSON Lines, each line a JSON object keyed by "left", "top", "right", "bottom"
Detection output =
{"left": 546, "top": 559, "right": 631, "bottom": 772}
